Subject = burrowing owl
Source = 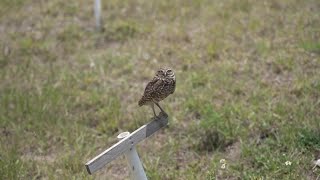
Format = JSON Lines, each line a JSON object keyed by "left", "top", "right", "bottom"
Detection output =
{"left": 138, "top": 68, "right": 176, "bottom": 117}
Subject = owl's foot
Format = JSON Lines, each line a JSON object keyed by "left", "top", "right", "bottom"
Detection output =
{"left": 152, "top": 113, "right": 158, "bottom": 120}
{"left": 152, "top": 112, "right": 167, "bottom": 121}
{"left": 159, "top": 111, "right": 168, "bottom": 118}
{"left": 154, "top": 102, "right": 167, "bottom": 117}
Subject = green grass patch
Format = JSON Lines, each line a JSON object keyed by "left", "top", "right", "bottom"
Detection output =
{"left": 300, "top": 41, "right": 320, "bottom": 54}
{"left": 0, "top": 0, "right": 27, "bottom": 16}
{"left": 297, "top": 128, "right": 320, "bottom": 150}
{"left": 104, "top": 20, "right": 140, "bottom": 42}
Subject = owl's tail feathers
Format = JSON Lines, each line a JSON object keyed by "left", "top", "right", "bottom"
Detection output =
{"left": 138, "top": 98, "right": 145, "bottom": 106}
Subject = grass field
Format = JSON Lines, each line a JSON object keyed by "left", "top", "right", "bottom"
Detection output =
{"left": 0, "top": 0, "right": 320, "bottom": 179}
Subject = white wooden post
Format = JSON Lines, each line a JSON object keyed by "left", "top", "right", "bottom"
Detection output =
{"left": 94, "top": 0, "right": 102, "bottom": 30}
{"left": 117, "top": 132, "right": 147, "bottom": 180}
{"left": 85, "top": 112, "right": 168, "bottom": 179}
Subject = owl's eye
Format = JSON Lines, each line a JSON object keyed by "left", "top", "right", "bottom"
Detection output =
{"left": 167, "top": 69, "right": 172, "bottom": 74}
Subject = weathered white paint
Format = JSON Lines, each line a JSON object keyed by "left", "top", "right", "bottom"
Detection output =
{"left": 85, "top": 112, "right": 168, "bottom": 175}
{"left": 94, "top": 0, "right": 101, "bottom": 30}
{"left": 118, "top": 132, "right": 148, "bottom": 180}
{"left": 85, "top": 125, "right": 147, "bottom": 174}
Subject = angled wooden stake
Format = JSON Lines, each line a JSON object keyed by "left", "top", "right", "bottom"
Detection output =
{"left": 94, "top": 0, "right": 102, "bottom": 31}
{"left": 85, "top": 112, "right": 168, "bottom": 175}
{"left": 117, "top": 132, "right": 147, "bottom": 180}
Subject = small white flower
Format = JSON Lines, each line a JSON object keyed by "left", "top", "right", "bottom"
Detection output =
{"left": 219, "top": 159, "right": 226, "bottom": 164}
{"left": 221, "top": 163, "right": 226, "bottom": 169}
{"left": 285, "top": 161, "right": 292, "bottom": 166}
{"left": 90, "top": 61, "right": 95, "bottom": 68}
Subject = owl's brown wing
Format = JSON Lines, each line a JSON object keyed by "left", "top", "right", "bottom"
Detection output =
{"left": 138, "top": 77, "right": 160, "bottom": 106}
{"left": 169, "top": 79, "right": 176, "bottom": 94}
{"left": 144, "top": 77, "right": 162, "bottom": 95}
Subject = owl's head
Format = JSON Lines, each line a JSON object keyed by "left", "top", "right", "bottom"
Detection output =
{"left": 156, "top": 68, "right": 175, "bottom": 79}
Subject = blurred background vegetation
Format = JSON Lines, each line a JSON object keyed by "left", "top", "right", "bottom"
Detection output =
{"left": 0, "top": 0, "right": 319, "bottom": 179}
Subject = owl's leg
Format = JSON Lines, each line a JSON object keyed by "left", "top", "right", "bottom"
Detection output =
{"left": 154, "top": 101, "right": 167, "bottom": 116}
{"left": 151, "top": 103, "right": 157, "bottom": 117}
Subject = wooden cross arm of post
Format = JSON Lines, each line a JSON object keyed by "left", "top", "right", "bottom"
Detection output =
{"left": 85, "top": 112, "right": 169, "bottom": 174}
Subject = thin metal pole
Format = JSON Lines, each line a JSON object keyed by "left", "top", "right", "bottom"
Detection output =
{"left": 94, "top": 0, "right": 102, "bottom": 31}
{"left": 117, "top": 132, "right": 148, "bottom": 180}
